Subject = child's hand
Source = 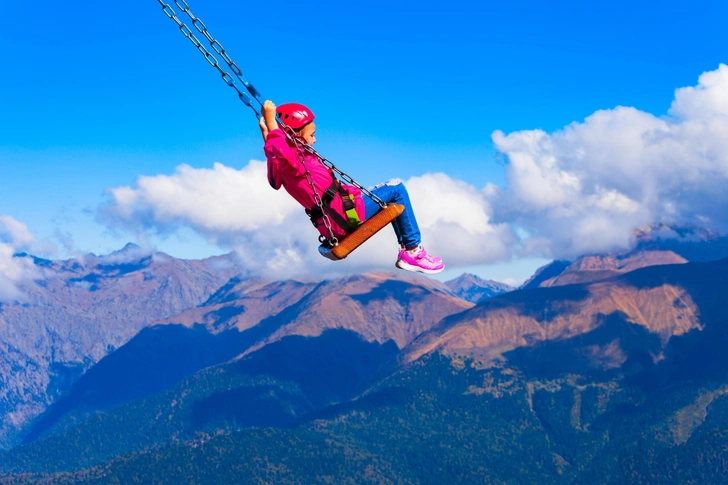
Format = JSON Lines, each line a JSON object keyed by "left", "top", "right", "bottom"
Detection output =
{"left": 259, "top": 116, "right": 269, "bottom": 140}
{"left": 262, "top": 100, "right": 278, "bottom": 133}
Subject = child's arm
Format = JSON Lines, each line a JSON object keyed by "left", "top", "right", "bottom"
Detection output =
{"left": 262, "top": 100, "right": 278, "bottom": 136}
{"left": 261, "top": 100, "right": 306, "bottom": 177}
{"left": 258, "top": 100, "right": 278, "bottom": 140}
{"left": 259, "top": 117, "right": 268, "bottom": 141}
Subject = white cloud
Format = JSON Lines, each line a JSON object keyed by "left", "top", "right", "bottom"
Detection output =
{"left": 0, "top": 216, "right": 41, "bottom": 302}
{"left": 491, "top": 63, "right": 728, "bottom": 259}
{"left": 0, "top": 215, "right": 36, "bottom": 247}
{"left": 102, "top": 161, "right": 301, "bottom": 234}
{"left": 406, "top": 173, "right": 515, "bottom": 266}
{"left": 101, "top": 163, "right": 514, "bottom": 276}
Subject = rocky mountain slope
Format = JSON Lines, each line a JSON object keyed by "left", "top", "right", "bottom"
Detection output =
{"left": 156, "top": 271, "right": 473, "bottom": 351}
{"left": 0, "top": 244, "right": 241, "bottom": 448}
{"left": 405, "top": 259, "right": 704, "bottom": 363}
{"left": 0, "top": 272, "right": 473, "bottom": 470}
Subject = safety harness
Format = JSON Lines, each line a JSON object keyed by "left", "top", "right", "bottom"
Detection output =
{"left": 305, "top": 178, "right": 362, "bottom": 245}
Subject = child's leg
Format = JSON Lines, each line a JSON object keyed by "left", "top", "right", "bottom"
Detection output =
{"left": 364, "top": 180, "right": 421, "bottom": 249}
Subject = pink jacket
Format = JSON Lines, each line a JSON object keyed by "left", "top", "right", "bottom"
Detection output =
{"left": 264, "top": 129, "right": 366, "bottom": 240}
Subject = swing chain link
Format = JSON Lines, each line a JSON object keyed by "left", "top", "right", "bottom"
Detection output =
{"left": 171, "top": 0, "right": 263, "bottom": 106}
{"left": 157, "top": 0, "right": 258, "bottom": 113}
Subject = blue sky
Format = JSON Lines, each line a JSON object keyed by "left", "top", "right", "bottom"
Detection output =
{"left": 2, "top": 0, "right": 727, "bottom": 283}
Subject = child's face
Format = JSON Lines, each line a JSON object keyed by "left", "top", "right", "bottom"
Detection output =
{"left": 300, "top": 122, "right": 316, "bottom": 145}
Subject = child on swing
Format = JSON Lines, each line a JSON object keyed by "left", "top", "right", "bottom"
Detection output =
{"left": 259, "top": 100, "right": 444, "bottom": 275}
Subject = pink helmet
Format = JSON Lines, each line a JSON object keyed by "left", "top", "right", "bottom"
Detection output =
{"left": 276, "top": 103, "right": 315, "bottom": 130}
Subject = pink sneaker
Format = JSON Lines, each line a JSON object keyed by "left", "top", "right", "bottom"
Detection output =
{"left": 399, "top": 246, "right": 442, "bottom": 263}
{"left": 397, "top": 246, "right": 442, "bottom": 262}
{"left": 395, "top": 246, "right": 445, "bottom": 275}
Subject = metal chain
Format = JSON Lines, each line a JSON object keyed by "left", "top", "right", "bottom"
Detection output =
{"left": 171, "top": 0, "right": 264, "bottom": 109}
{"left": 291, "top": 138, "right": 338, "bottom": 245}
{"left": 157, "top": 0, "right": 388, "bottom": 218}
{"left": 157, "top": 0, "right": 259, "bottom": 116}
{"left": 313, "top": 151, "right": 387, "bottom": 207}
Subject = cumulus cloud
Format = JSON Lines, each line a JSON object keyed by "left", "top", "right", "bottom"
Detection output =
{"left": 100, "top": 162, "right": 512, "bottom": 276}
{"left": 491, "top": 63, "right": 728, "bottom": 259}
{"left": 0, "top": 216, "right": 41, "bottom": 302}
{"left": 102, "top": 161, "right": 300, "bottom": 234}
{"left": 406, "top": 174, "right": 515, "bottom": 266}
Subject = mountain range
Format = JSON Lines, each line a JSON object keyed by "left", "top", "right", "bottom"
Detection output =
{"left": 1, "top": 228, "right": 727, "bottom": 483}
{"left": 0, "top": 244, "right": 241, "bottom": 448}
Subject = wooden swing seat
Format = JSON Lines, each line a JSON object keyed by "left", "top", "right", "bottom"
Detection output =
{"left": 330, "top": 203, "right": 405, "bottom": 260}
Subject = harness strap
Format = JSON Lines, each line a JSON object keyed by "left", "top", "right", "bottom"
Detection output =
{"left": 337, "top": 185, "right": 362, "bottom": 227}
{"left": 306, "top": 178, "right": 362, "bottom": 237}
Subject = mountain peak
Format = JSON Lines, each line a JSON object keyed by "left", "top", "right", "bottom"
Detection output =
{"left": 444, "top": 273, "right": 513, "bottom": 304}
{"left": 117, "top": 242, "right": 141, "bottom": 253}
{"left": 104, "top": 243, "right": 146, "bottom": 259}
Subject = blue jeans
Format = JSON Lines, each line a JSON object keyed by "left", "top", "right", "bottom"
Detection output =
{"left": 363, "top": 181, "right": 421, "bottom": 249}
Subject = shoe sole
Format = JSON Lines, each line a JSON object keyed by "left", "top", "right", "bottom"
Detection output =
{"left": 395, "top": 259, "right": 445, "bottom": 275}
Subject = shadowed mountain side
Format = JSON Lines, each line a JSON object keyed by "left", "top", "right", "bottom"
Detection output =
{"left": 0, "top": 354, "right": 565, "bottom": 485}
{"left": 193, "top": 330, "right": 399, "bottom": 428}
{"left": 578, "top": 393, "right": 728, "bottom": 484}
{"left": 20, "top": 290, "right": 320, "bottom": 444}
{"left": 292, "top": 386, "right": 416, "bottom": 426}
{"left": 405, "top": 261, "right": 705, "bottom": 364}
{"left": 660, "top": 323, "right": 728, "bottom": 385}
{"left": 504, "top": 313, "right": 663, "bottom": 382}
{"left": 21, "top": 324, "right": 250, "bottom": 444}
{"left": 0, "top": 330, "right": 398, "bottom": 474}
{"left": 521, "top": 260, "right": 571, "bottom": 289}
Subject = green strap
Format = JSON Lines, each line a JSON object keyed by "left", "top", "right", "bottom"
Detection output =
{"left": 345, "top": 195, "right": 362, "bottom": 226}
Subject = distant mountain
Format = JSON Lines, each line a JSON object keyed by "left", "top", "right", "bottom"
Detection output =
{"left": 0, "top": 272, "right": 473, "bottom": 472}
{"left": 444, "top": 273, "right": 513, "bottom": 303}
{"left": 406, "top": 258, "right": 706, "bottom": 364}
{"left": 0, "top": 245, "right": 241, "bottom": 448}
